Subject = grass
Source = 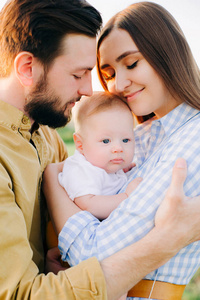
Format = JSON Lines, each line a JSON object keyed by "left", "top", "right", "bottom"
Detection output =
{"left": 57, "top": 126, "right": 200, "bottom": 299}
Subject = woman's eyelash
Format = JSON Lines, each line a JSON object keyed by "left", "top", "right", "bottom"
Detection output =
{"left": 102, "top": 60, "right": 138, "bottom": 81}
{"left": 127, "top": 60, "right": 138, "bottom": 69}
{"left": 104, "top": 74, "right": 115, "bottom": 81}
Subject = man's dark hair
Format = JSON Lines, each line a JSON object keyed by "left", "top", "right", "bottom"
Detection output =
{"left": 0, "top": 0, "right": 102, "bottom": 76}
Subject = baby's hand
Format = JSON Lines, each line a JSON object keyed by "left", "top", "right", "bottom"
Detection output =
{"left": 123, "top": 162, "right": 136, "bottom": 173}
{"left": 125, "top": 177, "right": 143, "bottom": 197}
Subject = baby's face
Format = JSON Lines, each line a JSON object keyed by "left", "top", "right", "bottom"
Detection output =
{"left": 80, "top": 107, "right": 135, "bottom": 173}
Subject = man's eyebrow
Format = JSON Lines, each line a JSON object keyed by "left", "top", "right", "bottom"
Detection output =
{"left": 74, "top": 66, "right": 94, "bottom": 72}
{"left": 101, "top": 50, "right": 139, "bottom": 70}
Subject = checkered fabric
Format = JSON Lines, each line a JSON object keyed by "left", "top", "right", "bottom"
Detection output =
{"left": 59, "top": 103, "right": 200, "bottom": 298}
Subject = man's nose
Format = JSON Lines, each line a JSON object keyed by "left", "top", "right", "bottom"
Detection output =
{"left": 78, "top": 72, "right": 93, "bottom": 96}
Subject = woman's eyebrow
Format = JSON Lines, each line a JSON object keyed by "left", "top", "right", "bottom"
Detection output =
{"left": 116, "top": 50, "right": 139, "bottom": 62}
{"left": 100, "top": 63, "right": 109, "bottom": 70}
{"left": 100, "top": 50, "right": 140, "bottom": 69}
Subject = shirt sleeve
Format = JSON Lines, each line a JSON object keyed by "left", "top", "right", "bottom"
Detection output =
{"left": 15, "top": 258, "right": 107, "bottom": 300}
{"left": 58, "top": 120, "right": 200, "bottom": 267}
{"left": 0, "top": 152, "right": 106, "bottom": 299}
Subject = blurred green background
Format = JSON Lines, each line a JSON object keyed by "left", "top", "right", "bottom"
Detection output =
{"left": 57, "top": 126, "right": 200, "bottom": 299}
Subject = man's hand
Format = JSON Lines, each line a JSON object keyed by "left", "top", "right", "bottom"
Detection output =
{"left": 45, "top": 247, "right": 67, "bottom": 275}
{"left": 155, "top": 158, "right": 200, "bottom": 247}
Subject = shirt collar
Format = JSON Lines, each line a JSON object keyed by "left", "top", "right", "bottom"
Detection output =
{"left": 0, "top": 99, "right": 39, "bottom": 141}
{"left": 152, "top": 102, "right": 200, "bottom": 137}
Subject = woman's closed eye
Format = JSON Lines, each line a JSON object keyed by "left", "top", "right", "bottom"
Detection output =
{"left": 102, "top": 72, "right": 115, "bottom": 81}
{"left": 127, "top": 60, "right": 138, "bottom": 70}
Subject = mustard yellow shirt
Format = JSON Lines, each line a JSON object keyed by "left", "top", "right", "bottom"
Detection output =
{"left": 0, "top": 99, "right": 107, "bottom": 299}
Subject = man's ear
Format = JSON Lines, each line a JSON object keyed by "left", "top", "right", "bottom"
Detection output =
{"left": 73, "top": 133, "right": 84, "bottom": 155}
{"left": 14, "top": 52, "right": 34, "bottom": 87}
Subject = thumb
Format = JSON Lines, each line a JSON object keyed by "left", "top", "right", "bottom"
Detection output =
{"left": 155, "top": 158, "right": 187, "bottom": 228}
{"left": 166, "top": 158, "right": 187, "bottom": 202}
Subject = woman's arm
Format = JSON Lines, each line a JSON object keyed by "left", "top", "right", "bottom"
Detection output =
{"left": 44, "top": 159, "right": 200, "bottom": 300}
{"left": 101, "top": 158, "right": 200, "bottom": 300}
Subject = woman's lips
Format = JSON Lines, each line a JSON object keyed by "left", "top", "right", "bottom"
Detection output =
{"left": 126, "top": 88, "right": 144, "bottom": 102}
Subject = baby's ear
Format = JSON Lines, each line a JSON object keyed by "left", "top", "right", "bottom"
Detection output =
{"left": 73, "top": 133, "right": 84, "bottom": 154}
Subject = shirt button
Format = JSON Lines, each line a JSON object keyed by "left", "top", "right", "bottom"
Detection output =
{"left": 22, "top": 116, "right": 29, "bottom": 125}
{"left": 11, "top": 124, "right": 17, "bottom": 131}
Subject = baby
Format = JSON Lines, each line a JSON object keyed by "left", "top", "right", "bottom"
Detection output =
{"left": 58, "top": 91, "right": 136, "bottom": 220}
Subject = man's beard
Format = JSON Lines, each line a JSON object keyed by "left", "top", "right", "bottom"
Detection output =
{"left": 24, "top": 74, "right": 76, "bottom": 128}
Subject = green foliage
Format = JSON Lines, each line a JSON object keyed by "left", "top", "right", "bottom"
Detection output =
{"left": 182, "top": 268, "right": 200, "bottom": 299}
{"left": 57, "top": 126, "right": 75, "bottom": 156}
{"left": 57, "top": 126, "right": 74, "bottom": 144}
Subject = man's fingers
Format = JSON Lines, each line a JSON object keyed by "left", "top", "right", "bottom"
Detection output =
{"left": 45, "top": 247, "right": 67, "bottom": 274}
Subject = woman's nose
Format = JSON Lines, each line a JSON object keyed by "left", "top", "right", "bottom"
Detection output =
{"left": 115, "top": 72, "right": 131, "bottom": 93}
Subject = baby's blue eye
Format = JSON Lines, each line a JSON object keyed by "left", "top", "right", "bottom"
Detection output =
{"left": 123, "top": 139, "right": 129, "bottom": 143}
{"left": 102, "top": 139, "right": 110, "bottom": 144}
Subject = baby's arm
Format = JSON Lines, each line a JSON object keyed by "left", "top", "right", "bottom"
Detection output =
{"left": 74, "top": 193, "right": 127, "bottom": 219}
{"left": 74, "top": 177, "right": 142, "bottom": 219}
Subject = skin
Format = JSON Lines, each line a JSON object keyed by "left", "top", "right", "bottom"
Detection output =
{"left": 99, "top": 28, "right": 182, "bottom": 118}
{"left": 68, "top": 104, "right": 137, "bottom": 220}
{"left": 42, "top": 30, "right": 200, "bottom": 299}
{"left": 43, "top": 158, "right": 200, "bottom": 300}
{"left": 74, "top": 106, "right": 135, "bottom": 173}
{"left": 43, "top": 29, "right": 186, "bottom": 239}
{"left": 0, "top": 34, "right": 97, "bottom": 127}
{"left": 1, "top": 14, "right": 200, "bottom": 297}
